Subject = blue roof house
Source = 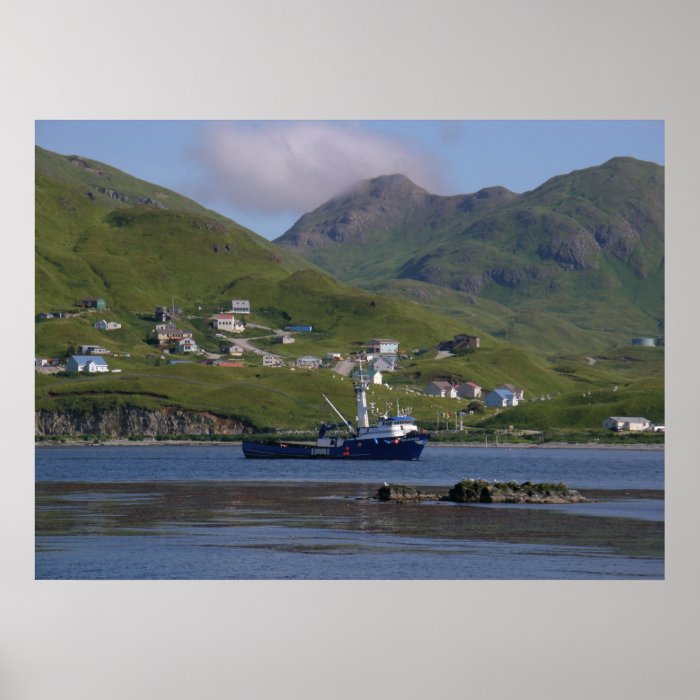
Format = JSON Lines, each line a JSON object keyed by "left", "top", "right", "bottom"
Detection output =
{"left": 484, "top": 388, "right": 519, "bottom": 408}
{"left": 67, "top": 355, "right": 110, "bottom": 373}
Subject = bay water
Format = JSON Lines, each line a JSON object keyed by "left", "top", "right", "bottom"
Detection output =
{"left": 35, "top": 445, "right": 664, "bottom": 580}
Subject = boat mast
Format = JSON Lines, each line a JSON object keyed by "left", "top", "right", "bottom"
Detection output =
{"left": 354, "top": 361, "right": 370, "bottom": 429}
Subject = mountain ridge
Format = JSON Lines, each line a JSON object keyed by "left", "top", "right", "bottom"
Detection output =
{"left": 275, "top": 157, "right": 664, "bottom": 353}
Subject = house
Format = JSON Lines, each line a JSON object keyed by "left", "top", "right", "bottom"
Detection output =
{"left": 484, "top": 389, "right": 519, "bottom": 408}
{"left": 79, "top": 297, "right": 107, "bottom": 310}
{"left": 93, "top": 319, "right": 122, "bottom": 331}
{"left": 495, "top": 383, "right": 525, "bottom": 400}
{"left": 326, "top": 352, "right": 343, "bottom": 361}
{"left": 424, "top": 381, "right": 458, "bottom": 399}
{"left": 67, "top": 355, "right": 109, "bottom": 373}
{"left": 278, "top": 335, "right": 296, "bottom": 344}
{"left": 231, "top": 300, "right": 251, "bottom": 314}
{"left": 372, "top": 370, "right": 383, "bottom": 385}
{"left": 438, "top": 334, "right": 480, "bottom": 352}
{"left": 155, "top": 305, "right": 182, "bottom": 322}
{"left": 602, "top": 416, "right": 653, "bottom": 432}
{"left": 372, "top": 356, "right": 395, "bottom": 373}
{"left": 456, "top": 381, "right": 482, "bottom": 399}
{"left": 367, "top": 338, "right": 399, "bottom": 355}
{"left": 296, "top": 355, "right": 323, "bottom": 369}
{"left": 175, "top": 337, "right": 198, "bottom": 353}
{"left": 151, "top": 324, "right": 193, "bottom": 345}
{"left": 262, "top": 353, "right": 283, "bottom": 367}
{"left": 222, "top": 343, "right": 245, "bottom": 356}
{"left": 209, "top": 314, "right": 244, "bottom": 332}
{"left": 78, "top": 344, "right": 110, "bottom": 355}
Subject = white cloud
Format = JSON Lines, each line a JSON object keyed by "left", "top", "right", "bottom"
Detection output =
{"left": 189, "top": 121, "right": 444, "bottom": 215}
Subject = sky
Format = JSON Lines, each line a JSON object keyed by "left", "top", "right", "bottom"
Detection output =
{"left": 35, "top": 120, "right": 664, "bottom": 240}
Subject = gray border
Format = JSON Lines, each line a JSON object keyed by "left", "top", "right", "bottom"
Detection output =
{"left": 4, "top": 1, "right": 698, "bottom": 698}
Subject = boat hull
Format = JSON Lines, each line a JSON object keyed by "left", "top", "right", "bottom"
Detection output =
{"left": 242, "top": 435, "right": 427, "bottom": 460}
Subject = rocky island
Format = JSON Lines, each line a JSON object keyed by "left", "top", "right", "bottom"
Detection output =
{"left": 377, "top": 479, "right": 587, "bottom": 504}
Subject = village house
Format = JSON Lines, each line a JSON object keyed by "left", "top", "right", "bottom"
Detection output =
{"left": 209, "top": 313, "right": 245, "bottom": 332}
{"left": 93, "top": 319, "right": 122, "bottom": 331}
{"left": 438, "top": 334, "right": 481, "bottom": 352}
{"left": 222, "top": 343, "right": 245, "bottom": 356}
{"left": 78, "top": 297, "right": 107, "bottom": 310}
{"left": 277, "top": 335, "right": 295, "bottom": 344}
{"left": 424, "top": 381, "right": 458, "bottom": 399}
{"left": 296, "top": 355, "right": 323, "bottom": 369}
{"left": 326, "top": 352, "right": 343, "bottom": 361}
{"left": 367, "top": 338, "right": 399, "bottom": 355}
{"left": 151, "top": 323, "right": 193, "bottom": 345}
{"left": 372, "top": 356, "right": 395, "bottom": 373}
{"left": 372, "top": 370, "right": 383, "bottom": 385}
{"left": 231, "top": 300, "right": 251, "bottom": 314}
{"left": 484, "top": 388, "right": 519, "bottom": 408}
{"left": 67, "top": 355, "right": 110, "bottom": 373}
{"left": 495, "top": 383, "right": 525, "bottom": 400}
{"left": 456, "top": 381, "right": 482, "bottom": 399}
{"left": 602, "top": 416, "right": 653, "bottom": 432}
{"left": 262, "top": 353, "right": 283, "bottom": 367}
{"left": 175, "top": 337, "right": 198, "bottom": 354}
{"left": 78, "top": 344, "right": 110, "bottom": 355}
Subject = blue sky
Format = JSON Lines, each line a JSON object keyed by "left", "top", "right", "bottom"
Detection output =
{"left": 35, "top": 120, "right": 664, "bottom": 239}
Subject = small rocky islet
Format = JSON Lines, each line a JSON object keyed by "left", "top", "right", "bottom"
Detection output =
{"left": 376, "top": 479, "right": 587, "bottom": 504}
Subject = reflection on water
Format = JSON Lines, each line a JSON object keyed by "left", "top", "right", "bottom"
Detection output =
{"left": 36, "top": 470, "right": 664, "bottom": 581}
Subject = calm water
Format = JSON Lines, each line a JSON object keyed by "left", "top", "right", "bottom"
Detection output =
{"left": 36, "top": 444, "right": 664, "bottom": 489}
{"left": 35, "top": 445, "right": 664, "bottom": 580}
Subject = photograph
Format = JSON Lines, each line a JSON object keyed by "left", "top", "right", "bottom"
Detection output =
{"left": 34, "top": 119, "right": 664, "bottom": 580}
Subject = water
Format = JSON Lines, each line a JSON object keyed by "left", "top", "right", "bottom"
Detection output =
{"left": 35, "top": 445, "right": 664, "bottom": 580}
{"left": 36, "top": 444, "right": 664, "bottom": 489}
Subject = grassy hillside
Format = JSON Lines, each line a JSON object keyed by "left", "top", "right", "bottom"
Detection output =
{"left": 35, "top": 148, "right": 664, "bottom": 436}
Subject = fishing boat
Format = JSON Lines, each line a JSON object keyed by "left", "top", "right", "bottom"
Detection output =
{"left": 242, "top": 368, "right": 429, "bottom": 460}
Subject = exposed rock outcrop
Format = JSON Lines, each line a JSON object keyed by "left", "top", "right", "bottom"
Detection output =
{"left": 35, "top": 406, "right": 253, "bottom": 438}
{"left": 376, "top": 479, "right": 587, "bottom": 504}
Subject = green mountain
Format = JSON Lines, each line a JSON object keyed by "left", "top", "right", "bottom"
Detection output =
{"left": 275, "top": 158, "right": 664, "bottom": 354}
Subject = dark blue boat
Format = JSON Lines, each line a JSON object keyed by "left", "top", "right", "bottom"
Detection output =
{"left": 242, "top": 371, "right": 429, "bottom": 460}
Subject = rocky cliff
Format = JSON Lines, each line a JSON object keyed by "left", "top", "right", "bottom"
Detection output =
{"left": 35, "top": 406, "right": 253, "bottom": 437}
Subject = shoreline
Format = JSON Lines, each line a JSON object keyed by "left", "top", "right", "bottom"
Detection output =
{"left": 35, "top": 438, "right": 664, "bottom": 451}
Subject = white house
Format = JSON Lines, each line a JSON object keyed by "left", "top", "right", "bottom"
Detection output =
{"left": 484, "top": 388, "right": 519, "bottom": 408}
{"left": 175, "top": 337, "right": 198, "bottom": 353}
{"left": 372, "top": 370, "right": 383, "bottom": 385}
{"left": 367, "top": 338, "right": 399, "bottom": 355}
{"left": 424, "top": 381, "right": 458, "bottom": 399}
{"left": 231, "top": 300, "right": 251, "bottom": 314}
{"left": 278, "top": 335, "right": 296, "bottom": 344}
{"left": 78, "top": 344, "right": 110, "bottom": 355}
{"left": 93, "top": 319, "right": 122, "bottom": 331}
{"left": 296, "top": 355, "right": 323, "bottom": 369}
{"left": 262, "top": 353, "right": 282, "bottom": 367}
{"left": 602, "top": 416, "right": 653, "bottom": 432}
{"left": 456, "top": 381, "right": 482, "bottom": 399}
{"left": 209, "top": 313, "right": 245, "bottom": 332}
{"left": 67, "top": 355, "right": 109, "bottom": 373}
{"left": 372, "top": 356, "right": 395, "bottom": 373}
{"left": 222, "top": 343, "right": 245, "bottom": 356}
